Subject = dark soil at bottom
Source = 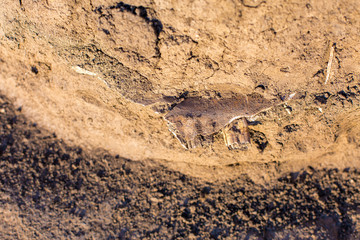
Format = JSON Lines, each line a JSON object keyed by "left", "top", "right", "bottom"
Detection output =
{"left": 0, "top": 93, "right": 359, "bottom": 239}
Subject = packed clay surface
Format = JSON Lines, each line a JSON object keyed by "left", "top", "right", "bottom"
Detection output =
{"left": 1, "top": 1, "right": 360, "bottom": 178}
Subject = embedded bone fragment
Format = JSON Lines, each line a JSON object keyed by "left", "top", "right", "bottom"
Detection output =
{"left": 164, "top": 92, "right": 281, "bottom": 149}
{"left": 223, "top": 118, "right": 250, "bottom": 150}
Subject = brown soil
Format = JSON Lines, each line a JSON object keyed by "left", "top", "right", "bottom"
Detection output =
{"left": 1, "top": 0, "right": 360, "bottom": 238}
{"left": 1, "top": 93, "right": 360, "bottom": 239}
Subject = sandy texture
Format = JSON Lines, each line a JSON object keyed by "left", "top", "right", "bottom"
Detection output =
{"left": 1, "top": 0, "right": 360, "bottom": 180}
{"left": 1, "top": 1, "right": 360, "bottom": 237}
{"left": 1, "top": 94, "right": 360, "bottom": 239}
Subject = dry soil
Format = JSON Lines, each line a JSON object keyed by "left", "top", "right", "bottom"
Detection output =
{"left": 1, "top": 0, "right": 360, "bottom": 238}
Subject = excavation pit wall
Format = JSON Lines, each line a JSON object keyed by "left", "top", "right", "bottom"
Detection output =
{"left": 1, "top": 0, "right": 360, "bottom": 181}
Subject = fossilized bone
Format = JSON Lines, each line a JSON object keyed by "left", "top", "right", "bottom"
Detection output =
{"left": 164, "top": 91, "right": 296, "bottom": 149}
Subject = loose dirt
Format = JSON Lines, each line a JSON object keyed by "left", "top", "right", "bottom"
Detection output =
{"left": 1, "top": 0, "right": 360, "bottom": 238}
{"left": 1, "top": 0, "right": 360, "bottom": 179}
{"left": 1, "top": 93, "right": 360, "bottom": 239}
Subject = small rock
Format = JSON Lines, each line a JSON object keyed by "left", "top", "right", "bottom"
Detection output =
{"left": 210, "top": 227, "right": 222, "bottom": 239}
{"left": 182, "top": 208, "right": 192, "bottom": 219}
{"left": 202, "top": 186, "right": 211, "bottom": 194}
{"left": 284, "top": 124, "right": 300, "bottom": 133}
{"left": 280, "top": 66, "right": 290, "bottom": 72}
{"left": 79, "top": 209, "right": 86, "bottom": 219}
{"left": 290, "top": 172, "right": 300, "bottom": 182}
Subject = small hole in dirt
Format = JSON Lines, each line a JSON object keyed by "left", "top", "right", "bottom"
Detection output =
{"left": 337, "top": 90, "right": 349, "bottom": 98}
{"left": 314, "top": 92, "right": 330, "bottom": 104}
{"left": 102, "top": 29, "right": 110, "bottom": 35}
{"left": 284, "top": 124, "right": 300, "bottom": 133}
{"left": 31, "top": 66, "right": 38, "bottom": 74}
{"left": 255, "top": 84, "right": 266, "bottom": 90}
{"left": 250, "top": 130, "right": 268, "bottom": 152}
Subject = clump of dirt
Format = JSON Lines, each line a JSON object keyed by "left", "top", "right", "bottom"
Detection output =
{"left": 1, "top": 93, "right": 360, "bottom": 239}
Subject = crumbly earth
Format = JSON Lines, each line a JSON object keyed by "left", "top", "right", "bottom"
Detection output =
{"left": 1, "top": 93, "right": 360, "bottom": 239}
{"left": 1, "top": 0, "right": 360, "bottom": 180}
{"left": 1, "top": 0, "right": 360, "bottom": 238}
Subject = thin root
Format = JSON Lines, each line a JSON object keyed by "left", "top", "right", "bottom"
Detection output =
{"left": 324, "top": 43, "right": 335, "bottom": 84}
